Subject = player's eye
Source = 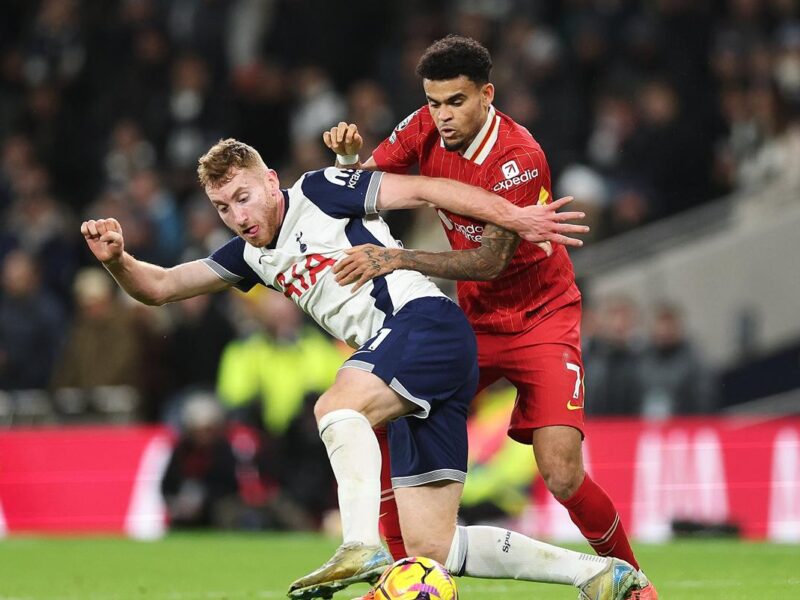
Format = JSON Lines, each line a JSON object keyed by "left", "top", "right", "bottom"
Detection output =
{"left": 238, "top": 196, "right": 249, "bottom": 203}
{"left": 217, "top": 205, "right": 228, "bottom": 214}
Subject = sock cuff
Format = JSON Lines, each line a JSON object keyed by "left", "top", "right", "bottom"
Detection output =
{"left": 444, "top": 525, "right": 468, "bottom": 576}
{"left": 318, "top": 408, "right": 370, "bottom": 437}
{"left": 558, "top": 472, "right": 592, "bottom": 510}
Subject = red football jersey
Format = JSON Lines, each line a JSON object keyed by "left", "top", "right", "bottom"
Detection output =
{"left": 372, "top": 105, "right": 580, "bottom": 334}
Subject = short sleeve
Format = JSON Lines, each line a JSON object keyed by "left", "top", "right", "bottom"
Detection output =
{"left": 202, "top": 236, "right": 261, "bottom": 292}
{"left": 483, "top": 146, "right": 552, "bottom": 208}
{"left": 299, "top": 168, "right": 384, "bottom": 218}
{"left": 371, "top": 108, "right": 423, "bottom": 173}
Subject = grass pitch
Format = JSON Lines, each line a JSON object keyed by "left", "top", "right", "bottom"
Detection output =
{"left": 0, "top": 533, "right": 798, "bottom": 599}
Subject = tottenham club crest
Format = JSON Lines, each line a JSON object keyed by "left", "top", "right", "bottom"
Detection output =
{"left": 296, "top": 232, "right": 307, "bottom": 253}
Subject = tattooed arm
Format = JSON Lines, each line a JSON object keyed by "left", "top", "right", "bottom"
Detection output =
{"left": 333, "top": 223, "right": 520, "bottom": 291}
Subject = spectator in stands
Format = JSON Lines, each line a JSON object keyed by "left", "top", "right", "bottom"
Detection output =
{"left": 4, "top": 181, "right": 78, "bottom": 306}
{"left": 21, "top": 0, "right": 86, "bottom": 89}
{"left": 0, "top": 135, "right": 37, "bottom": 207}
{"left": 51, "top": 267, "right": 142, "bottom": 418}
{"left": 628, "top": 78, "right": 712, "bottom": 216}
{"left": 230, "top": 59, "right": 290, "bottom": 169}
{"left": 179, "top": 195, "right": 230, "bottom": 262}
{"left": 272, "top": 386, "right": 338, "bottom": 529}
{"left": 556, "top": 164, "right": 609, "bottom": 242}
{"left": 637, "top": 302, "right": 716, "bottom": 419}
{"left": 289, "top": 66, "right": 346, "bottom": 146}
{"left": 114, "top": 22, "right": 172, "bottom": 149}
{"left": 163, "top": 54, "right": 227, "bottom": 190}
{"left": 344, "top": 80, "right": 394, "bottom": 154}
{"left": 163, "top": 293, "right": 236, "bottom": 417}
{"left": 583, "top": 295, "right": 644, "bottom": 416}
{"left": 161, "top": 393, "right": 243, "bottom": 529}
{"left": 126, "top": 168, "right": 183, "bottom": 265}
{"left": 0, "top": 249, "right": 64, "bottom": 391}
{"left": 217, "top": 289, "right": 343, "bottom": 434}
{"left": 737, "top": 81, "right": 798, "bottom": 190}
{"left": 103, "top": 119, "right": 157, "bottom": 188}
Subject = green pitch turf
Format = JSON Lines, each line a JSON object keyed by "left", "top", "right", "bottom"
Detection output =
{"left": 0, "top": 533, "right": 798, "bottom": 599}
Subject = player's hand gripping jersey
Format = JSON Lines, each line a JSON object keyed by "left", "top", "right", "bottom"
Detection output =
{"left": 203, "top": 168, "right": 445, "bottom": 348}
{"left": 372, "top": 106, "right": 581, "bottom": 333}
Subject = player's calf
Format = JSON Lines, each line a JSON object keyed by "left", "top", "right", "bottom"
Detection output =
{"left": 394, "top": 481, "right": 463, "bottom": 566}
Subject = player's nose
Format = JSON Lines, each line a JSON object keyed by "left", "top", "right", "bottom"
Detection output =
{"left": 232, "top": 207, "right": 248, "bottom": 226}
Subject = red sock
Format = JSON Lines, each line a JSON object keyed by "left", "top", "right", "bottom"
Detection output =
{"left": 375, "top": 426, "right": 406, "bottom": 561}
{"left": 558, "top": 473, "right": 639, "bottom": 570}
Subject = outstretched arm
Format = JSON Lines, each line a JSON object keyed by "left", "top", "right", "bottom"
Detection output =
{"left": 322, "top": 124, "right": 584, "bottom": 245}
{"left": 376, "top": 174, "right": 587, "bottom": 246}
{"left": 334, "top": 223, "right": 520, "bottom": 291}
{"left": 81, "top": 218, "right": 232, "bottom": 305}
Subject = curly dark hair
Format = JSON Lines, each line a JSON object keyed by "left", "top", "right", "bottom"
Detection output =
{"left": 416, "top": 35, "right": 492, "bottom": 85}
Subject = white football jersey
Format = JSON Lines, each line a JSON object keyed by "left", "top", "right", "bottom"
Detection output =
{"left": 202, "top": 167, "right": 446, "bottom": 348}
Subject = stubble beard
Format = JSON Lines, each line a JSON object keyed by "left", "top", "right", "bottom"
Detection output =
{"left": 442, "top": 140, "right": 465, "bottom": 152}
{"left": 441, "top": 122, "right": 481, "bottom": 153}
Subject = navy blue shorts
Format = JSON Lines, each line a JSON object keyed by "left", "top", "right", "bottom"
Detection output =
{"left": 342, "top": 297, "right": 478, "bottom": 488}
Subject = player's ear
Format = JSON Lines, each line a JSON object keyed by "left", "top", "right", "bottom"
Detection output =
{"left": 481, "top": 83, "right": 495, "bottom": 107}
{"left": 265, "top": 167, "right": 279, "bottom": 187}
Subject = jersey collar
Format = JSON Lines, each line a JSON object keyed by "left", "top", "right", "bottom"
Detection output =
{"left": 440, "top": 105, "right": 500, "bottom": 165}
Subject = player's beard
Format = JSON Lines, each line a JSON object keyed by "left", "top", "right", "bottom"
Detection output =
{"left": 442, "top": 138, "right": 467, "bottom": 152}
{"left": 441, "top": 122, "right": 481, "bottom": 153}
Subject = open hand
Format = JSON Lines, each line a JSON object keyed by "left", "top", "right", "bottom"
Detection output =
{"left": 323, "top": 122, "right": 363, "bottom": 158}
{"left": 513, "top": 196, "right": 589, "bottom": 246}
{"left": 80, "top": 218, "right": 125, "bottom": 265}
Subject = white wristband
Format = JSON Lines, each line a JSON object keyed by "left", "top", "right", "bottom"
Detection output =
{"left": 337, "top": 153, "right": 360, "bottom": 166}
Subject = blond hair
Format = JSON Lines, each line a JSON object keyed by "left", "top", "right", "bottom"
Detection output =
{"left": 197, "top": 138, "right": 267, "bottom": 188}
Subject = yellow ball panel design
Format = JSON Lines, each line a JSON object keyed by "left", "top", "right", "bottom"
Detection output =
{"left": 373, "top": 556, "right": 458, "bottom": 600}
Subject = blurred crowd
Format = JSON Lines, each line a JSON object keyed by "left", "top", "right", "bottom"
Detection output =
{"left": 0, "top": 0, "right": 794, "bottom": 528}
{"left": 582, "top": 295, "right": 716, "bottom": 418}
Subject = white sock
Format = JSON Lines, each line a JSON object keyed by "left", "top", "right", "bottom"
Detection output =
{"left": 318, "top": 409, "right": 381, "bottom": 547}
{"left": 445, "top": 525, "right": 610, "bottom": 587}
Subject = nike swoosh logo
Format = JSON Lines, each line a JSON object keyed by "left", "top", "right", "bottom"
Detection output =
{"left": 567, "top": 400, "right": 583, "bottom": 411}
{"left": 379, "top": 512, "right": 388, "bottom": 519}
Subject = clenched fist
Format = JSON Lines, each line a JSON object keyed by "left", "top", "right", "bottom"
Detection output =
{"left": 81, "top": 218, "right": 125, "bottom": 265}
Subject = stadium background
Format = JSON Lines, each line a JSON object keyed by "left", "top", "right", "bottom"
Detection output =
{"left": 0, "top": 0, "right": 799, "bottom": 598}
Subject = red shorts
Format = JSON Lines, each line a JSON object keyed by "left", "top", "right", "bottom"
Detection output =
{"left": 475, "top": 300, "right": 585, "bottom": 443}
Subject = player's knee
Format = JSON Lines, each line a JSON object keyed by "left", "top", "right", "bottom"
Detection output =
{"left": 539, "top": 460, "right": 584, "bottom": 499}
{"left": 314, "top": 390, "right": 374, "bottom": 425}
{"left": 313, "top": 391, "right": 346, "bottom": 422}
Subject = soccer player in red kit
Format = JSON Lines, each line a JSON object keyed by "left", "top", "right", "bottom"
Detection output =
{"left": 325, "top": 35, "right": 657, "bottom": 599}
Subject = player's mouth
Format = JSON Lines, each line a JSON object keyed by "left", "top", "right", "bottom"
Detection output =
{"left": 242, "top": 224, "right": 260, "bottom": 238}
{"left": 439, "top": 127, "right": 458, "bottom": 139}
